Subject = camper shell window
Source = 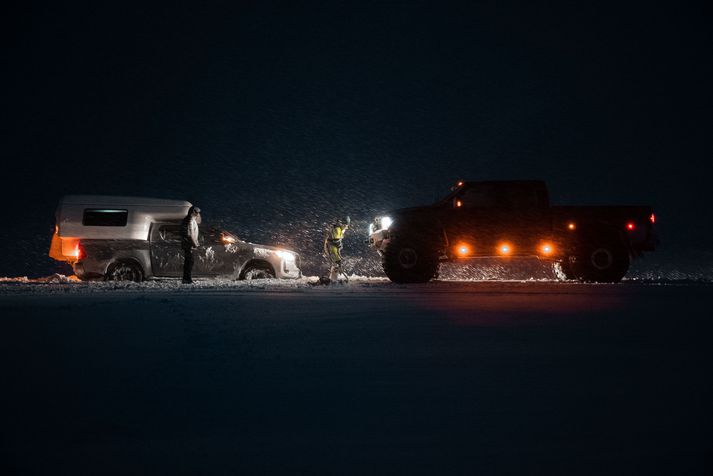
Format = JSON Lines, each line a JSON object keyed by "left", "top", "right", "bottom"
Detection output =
{"left": 82, "top": 209, "right": 128, "bottom": 227}
{"left": 158, "top": 225, "right": 182, "bottom": 242}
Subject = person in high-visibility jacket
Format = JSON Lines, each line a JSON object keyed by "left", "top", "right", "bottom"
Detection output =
{"left": 324, "top": 216, "right": 350, "bottom": 282}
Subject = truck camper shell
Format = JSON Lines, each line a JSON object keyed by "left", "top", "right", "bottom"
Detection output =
{"left": 56, "top": 195, "right": 192, "bottom": 240}
{"left": 50, "top": 195, "right": 192, "bottom": 263}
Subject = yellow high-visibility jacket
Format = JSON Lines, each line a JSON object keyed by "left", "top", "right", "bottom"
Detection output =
{"left": 324, "top": 225, "right": 347, "bottom": 264}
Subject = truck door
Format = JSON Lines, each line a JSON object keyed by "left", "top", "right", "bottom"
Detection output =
{"left": 149, "top": 224, "right": 184, "bottom": 277}
{"left": 192, "top": 226, "right": 243, "bottom": 277}
{"left": 449, "top": 183, "right": 550, "bottom": 255}
{"left": 452, "top": 183, "right": 507, "bottom": 254}
{"left": 500, "top": 184, "right": 551, "bottom": 252}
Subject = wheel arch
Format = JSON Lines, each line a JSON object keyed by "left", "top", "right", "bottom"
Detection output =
{"left": 561, "top": 221, "right": 631, "bottom": 254}
{"left": 382, "top": 237, "right": 440, "bottom": 283}
{"left": 566, "top": 222, "right": 631, "bottom": 283}
{"left": 104, "top": 257, "right": 145, "bottom": 281}
{"left": 239, "top": 259, "right": 275, "bottom": 279}
{"left": 390, "top": 220, "right": 448, "bottom": 252}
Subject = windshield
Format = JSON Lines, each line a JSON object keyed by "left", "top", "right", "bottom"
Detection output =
{"left": 435, "top": 185, "right": 463, "bottom": 205}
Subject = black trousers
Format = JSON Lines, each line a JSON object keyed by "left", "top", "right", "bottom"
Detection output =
{"left": 182, "top": 247, "right": 194, "bottom": 282}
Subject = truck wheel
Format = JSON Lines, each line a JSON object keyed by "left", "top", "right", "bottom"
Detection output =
{"left": 573, "top": 240, "right": 629, "bottom": 283}
{"left": 242, "top": 262, "right": 275, "bottom": 280}
{"left": 382, "top": 239, "right": 439, "bottom": 283}
{"left": 105, "top": 261, "right": 144, "bottom": 282}
{"left": 552, "top": 258, "right": 576, "bottom": 281}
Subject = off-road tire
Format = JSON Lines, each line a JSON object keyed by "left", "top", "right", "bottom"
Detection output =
{"left": 572, "top": 239, "right": 629, "bottom": 283}
{"left": 105, "top": 261, "right": 144, "bottom": 282}
{"left": 382, "top": 239, "right": 439, "bottom": 283}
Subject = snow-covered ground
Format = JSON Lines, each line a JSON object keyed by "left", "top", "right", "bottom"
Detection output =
{"left": 4, "top": 242, "right": 713, "bottom": 288}
{"left": 2, "top": 280, "right": 712, "bottom": 474}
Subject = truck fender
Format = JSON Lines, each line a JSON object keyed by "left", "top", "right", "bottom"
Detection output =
{"left": 239, "top": 259, "right": 276, "bottom": 279}
{"left": 103, "top": 253, "right": 151, "bottom": 278}
{"left": 563, "top": 222, "right": 630, "bottom": 255}
{"left": 390, "top": 223, "right": 447, "bottom": 252}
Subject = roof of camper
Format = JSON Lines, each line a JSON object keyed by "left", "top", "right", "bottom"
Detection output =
{"left": 60, "top": 195, "right": 192, "bottom": 207}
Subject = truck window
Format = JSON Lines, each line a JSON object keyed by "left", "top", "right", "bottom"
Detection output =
{"left": 503, "top": 186, "right": 538, "bottom": 209}
{"left": 459, "top": 184, "right": 539, "bottom": 209}
{"left": 158, "top": 225, "right": 182, "bottom": 243}
{"left": 460, "top": 184, "right": 499, "bottom": 208}
{"left": 82, "top": 209, "right": 128, "bottom": 226}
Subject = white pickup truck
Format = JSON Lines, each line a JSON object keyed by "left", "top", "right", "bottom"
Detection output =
{"left": 49, "top": 195, "right": 301, "bottom": 282}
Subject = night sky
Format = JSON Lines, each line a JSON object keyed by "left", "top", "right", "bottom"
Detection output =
{"left": 2, "top": 2, "right": 712, "bottom": 277}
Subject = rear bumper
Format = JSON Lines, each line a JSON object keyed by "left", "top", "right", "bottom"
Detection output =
{"left": 631, "top": 226, "right": 659, "bottom": 253}
{"left": 640, "top": 230, "right": 659, "bottom": 252}
{"left": 72, "top": 262, "right": 104, "bottom": 281}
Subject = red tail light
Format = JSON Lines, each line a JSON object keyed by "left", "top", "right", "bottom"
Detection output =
{"left": 650, "top": 213, "right": 656, "bottom": 224}
{"left": 76, "top": 241, "right": 86, "bottom": 260}
{"left": 626, "top": 222, "right": 635, "bottom": 231}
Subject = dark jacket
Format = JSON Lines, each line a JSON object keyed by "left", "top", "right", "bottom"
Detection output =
{"left": 181, "top": 207, "right": 200, "bottom": 249}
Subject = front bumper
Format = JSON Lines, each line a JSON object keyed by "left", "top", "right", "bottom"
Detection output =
{"left": 368, "top": 229, "right": 391, "bottom": 253}
{"left": 273, "top": 255, "right": 302, "bottom": 279}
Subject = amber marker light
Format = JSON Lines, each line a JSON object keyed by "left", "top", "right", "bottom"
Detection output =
{"left": 567, "top": 222, "right": 576, "bottom": 231}
{"left": 498, "top": 243, "right": 512, "bottom": 255}
{"left": 456, "top": 243, "right": 471, "bottom": 256}
{"left": 456, "top": 200, "right": 462, "bottom": 208}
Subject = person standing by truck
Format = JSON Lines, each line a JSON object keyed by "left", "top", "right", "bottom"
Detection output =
{"left": 181, "top": 206, "right": 201, "bottom": 284}
{"left": 323, "top": 216, "right": 350, "bottom": 283}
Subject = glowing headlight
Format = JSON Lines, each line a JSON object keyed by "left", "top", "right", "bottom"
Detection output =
{"left": 276, "top": 250, "right": 296, "bottom": 262}
{"left": 380, "top": 216, "right": 393, "bottom": 230}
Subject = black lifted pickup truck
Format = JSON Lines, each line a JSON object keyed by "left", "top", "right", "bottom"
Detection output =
{"left": 368, "top": 180, "right": 657, "bottom": 283}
